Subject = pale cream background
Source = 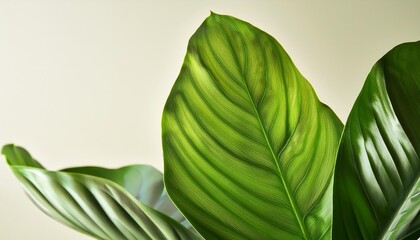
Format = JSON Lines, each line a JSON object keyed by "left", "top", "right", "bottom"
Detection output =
{"left": 1, "top": 1, "right": 420, "bottom": 239}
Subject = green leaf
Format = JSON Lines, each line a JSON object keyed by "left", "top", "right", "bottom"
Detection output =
{"left": 162, "top": 13, "right": 343, "bottom": 239}
{"left": 61, "top": 166, "right": 193, "bottom": 230}
{"left": 2, "top": 144, "right": 201, "bottom": 240}
{"left": 332, "top": 41, "right": 420, "bottom": 240}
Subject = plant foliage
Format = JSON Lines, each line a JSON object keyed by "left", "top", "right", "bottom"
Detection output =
{"left": 3, "top": 13, "right": 419, "bottom": 240}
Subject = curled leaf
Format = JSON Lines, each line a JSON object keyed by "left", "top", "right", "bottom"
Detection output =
{"left": 2, "top": 144, "right": 201, "bottom": 240}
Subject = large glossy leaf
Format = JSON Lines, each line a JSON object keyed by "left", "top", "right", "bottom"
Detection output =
{"left": 2, "top": 144, "right": 201, "bottom": 240}
{"left": 162, "top": 13, "right": 343, "bottom": 239}
{"left": 332, "top": 42, "right": 420, "bottom": 240}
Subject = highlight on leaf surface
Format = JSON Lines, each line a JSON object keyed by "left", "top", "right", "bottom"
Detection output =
{"left": 333, "top": 41, "right": 420, "bottom": 240}
{"left": 2, "top": 144, "right": 201, "bottom": 240}
{"left": 3, "top": 12, "right": 419, "bottom": 240}
{"left": 162, "top": 13, "right": 343, "bottom": 239}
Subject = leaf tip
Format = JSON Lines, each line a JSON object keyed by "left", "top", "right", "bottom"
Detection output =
{"left": 206, "top": 11, "right": 225, "bottom": 22}
{"left": 1, "top": 143, "right": 15, "bottom": 158}
{"left": 209, "top": 11, "right": 220, "bottom": 16}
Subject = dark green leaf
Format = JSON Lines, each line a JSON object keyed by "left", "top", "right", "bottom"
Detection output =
{"left": 332, "top": 41, "right": 420, "bottom": 240}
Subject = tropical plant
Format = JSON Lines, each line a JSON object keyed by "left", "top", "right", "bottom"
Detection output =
{"left": 3, "top": 13, "right": 419, "bottom": 240}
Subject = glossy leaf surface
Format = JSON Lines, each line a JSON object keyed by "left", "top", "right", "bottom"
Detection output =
{"left": 162, "top": 13, "right": 343, "bottom": 239}
{"left": 333, "top": 42, "right": 420, "bottom": 240}
{"left": 2, "top": 144, "right": 200, "bottom": 240}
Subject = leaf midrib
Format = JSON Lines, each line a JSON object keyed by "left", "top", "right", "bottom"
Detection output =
{"left": 379, "top": 176, "right": 420, "bottom": 240}
{"left": 243, "top": 72, "right": 310, "bottom": 240}
{"left": 216, "top": 24, "right": 310, "bottom": 239}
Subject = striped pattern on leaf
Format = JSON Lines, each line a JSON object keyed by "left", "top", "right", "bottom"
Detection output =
{"left": 162, "top": 13, "right": 343, "bottom": 239}
{"left": 333, "top": 41, "right": 420, "bottom": 240}
{"left": 2, "top": 144, "right": 201, "bottom": 240}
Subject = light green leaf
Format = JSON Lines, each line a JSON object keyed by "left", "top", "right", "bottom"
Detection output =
{"left": 332, "top": 41, "right": 420, "bottom": 240}
{"left": 2, "top": 144, "right": 201, "bottom": 240}
{"left": 162, "top": 13, "right": 343, "bottom": 239}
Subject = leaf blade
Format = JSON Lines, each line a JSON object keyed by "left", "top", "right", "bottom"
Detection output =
{"left": 62, "top": 165, "right": 191, "bottom": 228}
{"left": 163, "top": 13, "right": 343, "bottom": 239}
{"left": 332, "top": 41, "right": 420, "bottom": 240}
{"left": 2, "top": 144, "right": 201, "bottom": 240}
